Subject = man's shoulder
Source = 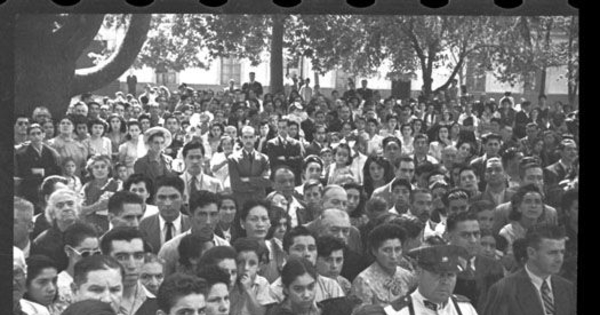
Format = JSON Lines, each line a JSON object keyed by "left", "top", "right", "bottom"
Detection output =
{"left": 388, "top": 294, "right": 413, "bottom": 312}
{"left": 140, "top": 214, "right": 160, "bottom": 226}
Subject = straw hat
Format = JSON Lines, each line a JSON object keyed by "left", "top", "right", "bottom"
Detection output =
{"left": 143, "top": 126, "right": 172, "bottom": 150}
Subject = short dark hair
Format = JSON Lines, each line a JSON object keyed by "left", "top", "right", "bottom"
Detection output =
{"left": 509, "top": 183, "right": 544, "bottom": 221}
{"left": 316, "top": 235, "right": 345, "bottom": 258}
{"left": 178, "top": 233, "right": 213, "bottom": 268}
{"left": 446, "top": 211, "right": 479, "bottom": 233}
{"left": 442, "top": 188, "right": 470, "bottom": 207}
{"left": 197, "top": 246, "right": 237, "bottom": 270}
{"left": 87, "top": 118, "right": 108, "bottom": 135}
{"left": 100, "top": 227, "right": 144, "bottom": 255}
{"left": 182, "top": 140, "right": 205, "bottom": 158}
{"left": 63, "top": 222, "right": 98, "bottom": 247}
{"left": 157, "top": 273, "right": 208, "bottom": 313}
{"left": 368, "top": 223, "right": 406, "bottom": 253}
{"left": 525, "top": 224, "right": 566, "bottom": 252}
{"left": 281, "top": 257, "right": 318, "bottom": 288}
{"left": 25, "top": 255, "right": 58, "bottom": 286}
{"left": 561, "top": 189, "right": 578, "bottom": 214}
{"left": 383, "top": 135, "right": 402, "bottom": 149}
{"left": 303, "top": 155, "right": 324, "bottom": 173}
{"left": 217, "top": 193, "right": 238, "bottom": 210}
{"left": 283, "top": 225, "right": 315, "bottom": 253}
{"left": 189, "top": 190, "right": 220, "bottom": 216}
{"left": 389, "top": 215, "right": 424, "bottom": 240}
{"left": 391, "top": 178, "right": 412, "bottom": 192}
{"left": 73, "top": 255, "right": 124, "bottom": 287}
{"left": 469, "top": 200, "right": 495, "bottom": 213}
{"left": 123, "top": 173, "right": 154, "bottom": 202}
{"left": 409, "top": 188, "right": 432, "bottom": 204}
{"left": 232, "top": 237, "right": 268, "bottom": 263}
{"left": 107, "top": 191, "right": 144, "bottom": 216}
{"left": 196, "top": 265, "right": 231, "bottom": 291}
{"left": 154, "top": 175, "right": 185, "bottom": 196}
{"left": 239, "top": 199, "right": 270, "bottom": 222}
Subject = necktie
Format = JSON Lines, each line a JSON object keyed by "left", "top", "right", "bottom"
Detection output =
{"left": 423, "top": 300, "right": 439, "bottom": 311}
{"left": 541, "top": 280, "right": 555, "bottom": 315}
{"left": 465, "top": 259, "right": 476, "bottom": 279}
{"left": 190, "top": 176, "right": 200, "bottom": 199}
{"left": 165, "top": 222, "right": 174, "bottom": 242}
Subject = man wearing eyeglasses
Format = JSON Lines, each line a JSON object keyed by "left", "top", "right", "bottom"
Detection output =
{"left": 101, "top": 227, "right": 150, "bottom": 315}
{"left": 57, "top": 222, "right": 100, "bottom": 310}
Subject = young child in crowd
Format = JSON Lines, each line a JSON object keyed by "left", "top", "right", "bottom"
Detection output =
{"left": 61, "top": 157, "right": 82, "bottom": 192}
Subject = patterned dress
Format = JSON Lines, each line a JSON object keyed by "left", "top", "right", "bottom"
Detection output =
{"left": 351, "top": 262, "right": 415, "bottom": 307}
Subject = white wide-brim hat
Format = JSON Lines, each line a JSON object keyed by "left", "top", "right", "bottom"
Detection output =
{"left": 144, "top": 126, "right": 172, "bottom": 150}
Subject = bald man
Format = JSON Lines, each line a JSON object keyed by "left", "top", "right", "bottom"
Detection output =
{"left": 313, "top": 208, "right": 368, "bottom": 282}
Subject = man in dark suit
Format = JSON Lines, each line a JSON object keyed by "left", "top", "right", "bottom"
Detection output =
{"left": 15, "top": 123, "right": 61, "bottom": 208}
{"left": 305, "top": 124, "right": 328, "bottom": 157}
{"left": 544, "top": 139, "right": 577, "bottom": 189}
{"left": 241, "top": 71, "right": 263, "bottom": 99}
{"left": 482, "top": 225, "right": 576, "bottom": 315}
{"left": 514, "top": 100, "right": 533, "bottom": 139}
{"left": 446, "top": 211, "right": 504, "bottom": 312}
{"left": 229, "top": 125, "right": 272, "bottom": 208}
{"left": 126, "top": 71, "right": 137, "bottom": 96}
{"left": 264, "top": 118, "right": 303, "bottom": 184}
{"left": 139, "top": 176, "right": 191, "bottom": 254}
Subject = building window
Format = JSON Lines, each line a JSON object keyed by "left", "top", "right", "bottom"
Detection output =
{"left": 156, "top": 72, "right": 177, "bottom": 86}
{"left": 221, "top": 57, "right": 241, "bottom": 86}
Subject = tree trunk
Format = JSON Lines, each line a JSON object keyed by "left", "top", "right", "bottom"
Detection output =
{"left": 15, "top": 14, "right": 151, "bottom": 119}
{"left": 313, "top": 71, "right": 319, "bottom": 87}
{"left": 72, "top": 15, "right": 152, "bottom": 96}
{"left": 270, "top": 15, "right": 285, "bottom": 95}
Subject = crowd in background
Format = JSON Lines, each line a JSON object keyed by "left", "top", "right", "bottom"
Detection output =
{"left": 13, "top": 72, "right": 579, "bottom": 315}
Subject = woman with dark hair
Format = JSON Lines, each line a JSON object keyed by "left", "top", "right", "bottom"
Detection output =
{"left": 263, "top": 206, "right": 291, "bottom": 283}
{"left": 351, "top": 224, "right": 414, "bottom": 307}
{"left": 428, "top": 124, "right": 452, "bottom": 162}
{"left": 203, "top": 122, "right": 225, "bottom": 159}
{"left": 499, "top": 183, "right": 547, "bottom": 255}
{"left": 455, "top": 140, "right": 476, "bottom": 165}
{"left": 105, "top": 114, "right": 128, "bottom": 161}
{"left": 210, "top": 134, "right": 235, "bottom": 192}
{"left": 23, "top": 255, "right": 61, "bottom": 315}
{"left": 49, "top": 115, "right": 89, "bottom": 177}
{"left": 362, "top": 155, "right": 394, "bottom": 197}
{"left": 343, "top": 182, "right": 368, "bottom": 228}
{"left": 411, "top": 118, "right": 424, "bottom": 136}
{"left": 267, "top": 257, "right": 358, "bottom": 315}
{"left": 449, "top": 121, "right": 461, "bottom": 146}
{"left": 118, "top": 120, "right": 146, "bottom": 176}
{"left": 399, "top": 123, "right": 414, "bottom": 155}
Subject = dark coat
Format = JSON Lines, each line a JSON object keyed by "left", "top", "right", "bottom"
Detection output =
{"left": 15, "top": 143, "right": 61, "bottom": 207}
{"left": 139, "top": 213, "right": 191, "bottom": 254}
{"left": 454, "top": 254, "right": 505, "bottom": 312}
{"left": 482, "top": 268, "right": 576, "bottom": 315}
{"left": 264, "top": 137, "right": 303, "bottom": 184}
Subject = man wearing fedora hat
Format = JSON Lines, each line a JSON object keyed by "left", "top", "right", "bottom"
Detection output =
{"left": 134, "top": 127, "right": 175, "bottom": 185}
{"left": 385, "top": 245, "right": 478, "bottom": 315}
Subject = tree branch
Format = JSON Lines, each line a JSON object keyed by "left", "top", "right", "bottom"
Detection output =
{"left": 62, "top": 15, "right": 106, "bottom": 61}
{"left": 71, "top": 14, "right": 152, "bottom": 96}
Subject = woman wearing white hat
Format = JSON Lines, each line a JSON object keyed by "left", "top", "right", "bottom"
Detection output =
{"left": 133, "top": 126, "right": 175, "bottom": 184}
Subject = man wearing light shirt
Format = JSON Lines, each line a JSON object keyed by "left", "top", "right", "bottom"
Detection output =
{"left": 482, "top": 225, "right": 576, "bottom": 315}
{"left": 179, "top": 140, "right": 223, "bottom": 205}
{"left": 158, "top": 190, "right": 229, "bottom": 277}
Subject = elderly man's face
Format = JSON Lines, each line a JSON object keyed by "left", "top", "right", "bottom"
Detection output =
{"left": 320, "top": 211, "right": 351, "bottom": 245}
{"left": 322, "top": 188, "right": 348, "bottom": 211}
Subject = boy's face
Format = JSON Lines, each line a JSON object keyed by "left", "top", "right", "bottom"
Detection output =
{"left": 480, "top": 235, "right": 497, "bottom": 258}
{"left": 476, "top": 209, "right": 495, "bottom": 232}
{"left": 117, "top": 166, "right": 128, "bottom": 181}
{"left": 236, "top": 250, "right": 260, "bottom": 283}
{"left": 316, "top": 249, "right": 344, "bottom": 279}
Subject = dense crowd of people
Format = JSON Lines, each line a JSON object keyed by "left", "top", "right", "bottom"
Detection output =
{"left": 13, "top": 72, "right": 579, "bottom": 315}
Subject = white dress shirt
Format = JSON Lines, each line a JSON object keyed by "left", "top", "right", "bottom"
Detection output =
{"left": 525, "top": 264, "right": 554, "bottom": 315}
{"left": 159, "top": 214, "right": 183, "bottom": 247}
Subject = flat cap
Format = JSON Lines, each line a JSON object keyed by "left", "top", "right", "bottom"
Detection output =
{"left": 408, "top": 244, "right": 469, "bottom": 273}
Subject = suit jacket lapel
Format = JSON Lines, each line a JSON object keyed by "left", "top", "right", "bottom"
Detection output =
{"left": 152, "top": 216, "right": 162, "bottom": 251}
{"left": 551, "top": 277, "right": 568, "bottom": 315}
{"left": 515, "top": 269, "right": 545, "bottom": 315}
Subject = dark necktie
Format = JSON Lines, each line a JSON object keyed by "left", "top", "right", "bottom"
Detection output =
{"left": 541, "top": 280, "right": 555, "bottom": 315}
{"left": 465, "top": 259, "right": 476, "bottom": 279}
{"left": 423, "top": 300, "right": 439, "bottom": 311}
{"left": 190, "top": 176, "right": 200, "bottom": 199}
{"left": 165, "top": 222, "right": 174, "bottom": 242}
